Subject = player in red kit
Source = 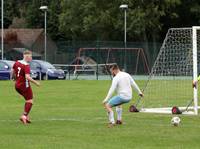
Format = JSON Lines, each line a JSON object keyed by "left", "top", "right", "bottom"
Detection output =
{"left": 12, "top": 50, "right": 40, "bottom": 124}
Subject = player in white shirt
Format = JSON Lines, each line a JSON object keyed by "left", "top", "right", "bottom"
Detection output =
{"left": 102, "top": 64, "right": 143, "bottom": 127}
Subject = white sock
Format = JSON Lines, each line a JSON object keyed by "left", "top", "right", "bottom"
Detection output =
{"left": 116, "top": 107, "right": 122, "bottom": 121}
{"left": 108, "top": 111, "right": 115, "bottom": 124}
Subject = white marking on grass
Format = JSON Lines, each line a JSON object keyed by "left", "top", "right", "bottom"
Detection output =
{"left": 0, "top": 117, "right": 106, "bottom": 123}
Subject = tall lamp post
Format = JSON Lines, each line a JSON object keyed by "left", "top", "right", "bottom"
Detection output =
{"left": 40, "top": 6, "right": 48, "bottom": 61}
{"left": 1, "top": 0, "right": 4, "bottom": 60}
{"left": 120, "top": 4, "right": 128, "bottom": 71}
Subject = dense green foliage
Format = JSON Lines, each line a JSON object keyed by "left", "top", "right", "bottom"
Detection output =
{"left": 1, "top": 0, "right": 200, "bottom": 41}
{"left": 0, "top": 80, "right": 200, "bottom": 149}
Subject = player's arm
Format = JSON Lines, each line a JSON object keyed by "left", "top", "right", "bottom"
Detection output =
{"left": 102, "top": 78, "right": 117, "bottom": 104}
{"left": 193, "top": 75, "right": 200, "bottom": 88}
{"left": 25, "top": 65, "right": 40, "bottom": 86}
{"left": 10, "top": 68, "right": 16, "bottom": 80}
{"left": 11, "top": 63, "right": 16, "bottom": 80}
{"left": 129, "top": 75, "right": 143, "bottom": 97}
{"left": 25, "top": 74, "right": 40, "bottom": 86}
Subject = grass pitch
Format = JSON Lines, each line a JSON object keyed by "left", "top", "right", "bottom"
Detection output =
{"left": 0, "top": 80, "right": 200, "bottom": 149}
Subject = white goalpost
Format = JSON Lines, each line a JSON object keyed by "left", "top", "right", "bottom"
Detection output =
{"left": 192, "top": 26, "right": 199, "bottom": 115}
{"left": 140, "top": 26, "right": 200, "bottom": 115}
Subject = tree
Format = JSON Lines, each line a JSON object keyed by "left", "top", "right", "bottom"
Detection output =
{"left": 59, "top": 0, "right": 180, "bottom": 41}
{"left": 25, "top": 0, "right": 44, "bottom": 28}
{"left": 59, "top": 0, "right": 181, "bottom": 63}
{"left": 0, "top": 0, "right": 20, "bottom": 28}
{"left": 48, "top": 0, "right": 62, "bottom": 40}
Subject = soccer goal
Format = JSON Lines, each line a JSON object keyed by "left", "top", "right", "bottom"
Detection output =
{"left": 140, "top": 27, "right": 200, "bottom": 115}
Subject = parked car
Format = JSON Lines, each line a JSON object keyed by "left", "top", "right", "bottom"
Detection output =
{"left": 0, "top": 60, "right": 14, "bottom": 80}
{"left": 30, "top": 69, "right": 38, "bottom": 79}
{"left": 30, "top": 60, "right": 65, "bottom": 80}
{"left": 0, "top": 60, "right": 38, "bottom": 80}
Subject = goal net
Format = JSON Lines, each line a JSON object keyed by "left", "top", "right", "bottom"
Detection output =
{"left": 140, "top": 27, "right": 200, "bottom": 115}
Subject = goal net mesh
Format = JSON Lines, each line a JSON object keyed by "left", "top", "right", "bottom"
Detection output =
{"left": 141, "top": 28, "right": 200, "bottom": 113}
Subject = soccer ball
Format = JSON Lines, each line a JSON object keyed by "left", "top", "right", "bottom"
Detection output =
{"left": 171, "top": 116, "right": 181, "bottom": 126}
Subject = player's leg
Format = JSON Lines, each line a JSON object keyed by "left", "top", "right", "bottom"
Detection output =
{"left": 20, "top": 87, "right": 33, "bottom": 124}
{"left": 15, "top": 87, "right": 28, "bottom": 124}
{"left": 108, "top": 96, "right": 130, "bottom": 125}
{"left": 20, "top": 99, "right": 33, "bottom": 124}
{"left": 116, "top": 105, "right": 122, "bottom": 124}
{"left": 104, "top": 96, "right": 123, "bottom": 126}
{"left": 104, "top": 103, "right": 115, "bottom": 125}
{"left": 23, "top": 99, "right": 33, "bottom": 122}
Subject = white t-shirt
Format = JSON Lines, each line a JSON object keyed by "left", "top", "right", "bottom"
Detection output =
{"left": 105, "top": 71, "right": 142, "bottom": 101}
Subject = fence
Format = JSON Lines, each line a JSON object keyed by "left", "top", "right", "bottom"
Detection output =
{"left": 53, "top": 63, "right": 116, "bottom": 80}
{"left": 1, "top": 38, "right": 162, "bottom": 75}
{"left": 52, "top": 41, "right": 161, "bottom": 75}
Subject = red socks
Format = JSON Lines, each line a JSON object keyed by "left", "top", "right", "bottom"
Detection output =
{"left": 24, "top": 102, "right": 33, "bottom": 116}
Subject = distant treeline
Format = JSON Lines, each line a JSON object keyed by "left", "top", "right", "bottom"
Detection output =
{"left": 2, "top": 0, "right": 200, "bottom": 42}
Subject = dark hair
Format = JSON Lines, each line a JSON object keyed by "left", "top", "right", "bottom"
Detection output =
{"left": 110, "top": 64, "right": 119, "bottom": 70}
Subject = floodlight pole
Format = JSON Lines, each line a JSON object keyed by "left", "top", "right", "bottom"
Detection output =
{"left": 120, "top": 4, "right": 128, "bottom": 71}
{"left": 44, "top": 10, "right": 47, "bottom": 61}
{"left": 40, "top": 6, "right": 48, "bottom": 61}
{"left": 1, "top": 0, "right": 4, "bottom": 60}
{"left": 124, "top": 8, "right": 127, "bottom": 71}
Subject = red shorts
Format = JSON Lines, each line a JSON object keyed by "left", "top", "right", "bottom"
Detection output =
{"left": 15, "top": 85, "right": 33, "bottom": 100}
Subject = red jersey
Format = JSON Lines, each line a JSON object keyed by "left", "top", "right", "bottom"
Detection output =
{"left": 13, "top": 60, "right": 31, "bottom": 88}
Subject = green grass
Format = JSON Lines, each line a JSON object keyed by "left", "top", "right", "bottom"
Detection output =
{"left": 142, "top": 80, "right": 194, "bottom": 108}
{"left": 0, "top": 80, "right": 200, "bottom": 149}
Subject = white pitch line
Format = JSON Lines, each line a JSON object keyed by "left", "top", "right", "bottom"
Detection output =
{"left": 1, "top": 118, "right": 200, "bottom": 129}
{"left": 0, "top": 117, "right": 106, "bottom": 123}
